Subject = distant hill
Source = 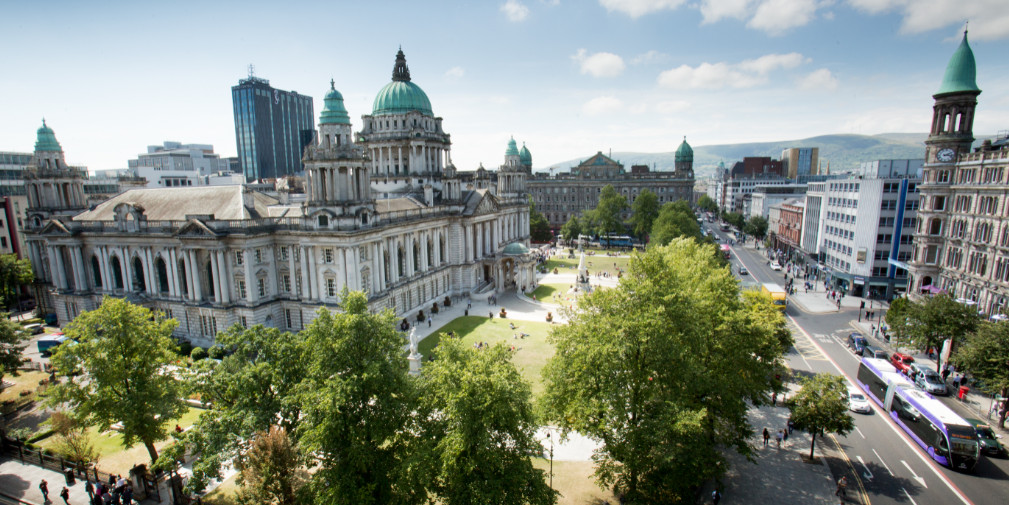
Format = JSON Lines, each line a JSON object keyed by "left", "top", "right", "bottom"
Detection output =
{"left": 539, "top": 133, "right": 993, "bottom": 178}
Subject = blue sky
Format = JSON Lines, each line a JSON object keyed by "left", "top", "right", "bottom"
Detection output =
{"left": 2, "top": 0, "right": 1008, "bottom": 172}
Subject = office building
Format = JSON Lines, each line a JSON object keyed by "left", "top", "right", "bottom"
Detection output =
{"left": 782, "top": 147, "right": 819, "bottom": 179}
{"left": 232, "top": 70, "right": 315, "bottom": 182}
{"left": 750, "top": 184, "right": 808, "bottom": 220}
{"left": 127, "top": 141, "right": 235, "bottom": 188}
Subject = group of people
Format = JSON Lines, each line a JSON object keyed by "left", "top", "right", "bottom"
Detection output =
{"left": 39, "top": 473, "right": 134, "bottom": 505}
{"left": 761, "top": 426, "right": 790, "bottom": 448}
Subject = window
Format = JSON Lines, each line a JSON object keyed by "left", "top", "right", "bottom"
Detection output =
{"left": 879, "top": 217, "right": 895, "bottom": 227}
{"left": 201, "top": 315, "right": 218, "bottom": 338}
{"left": 876, "top": 234, "right": 893, "bottom": 244}
{"left": 905, "top": 200, "right": 919, "bottom": 211}
{"left": 326, "top": 278, "right": 336, "bottom": 297}
{"left": 874, "top": 250, "right": 887, "bottom": 260}
{"left": 872, "top": 267, "right": 888, "bottom": 277}
{"left": 933, "top": 196, "right": 946, "bottom": 211}
{"left": 236, "top": 251, "right": 244, "bottom": 266}
{"left": 283, "top": 275, "right": 291, "bottom": 293}
{"left": 318, "top": 215, "right": 329, "bottom": 227}
{"left": 324, "top": 248, "right": 334, "bottom": 263}
{"left": 254, "top": 248, "right": 263, "bottom": 263}
{"left": 285, "top": 309, "right": 293, "bottom": 329}
{"left": 881, "top": 200, "right": 898, "bottom": 210}
{"left": 240, "top": 316, "right": 248, "bottom": 328}
{"left": 257, "top": 278, "right": 266, "bottom": 297}
{"left": 925, "top": 245, "right": 939, "bottom": 265}
{"left": 237, "top": 280, "right": 247, "bottom": 299}
{"left": 281, "top": 247, "right": 289, "bottom": 261}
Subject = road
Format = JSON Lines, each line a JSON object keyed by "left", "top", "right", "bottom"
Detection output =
{"left": 704, "top": 222, "right": 1009, "bottom": 505}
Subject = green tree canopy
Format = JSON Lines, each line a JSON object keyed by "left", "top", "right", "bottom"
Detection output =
{"left": 0, "top": 313, "right": 28, "bottom": 383}
{"left": 540, "top": 238, "right": 790, "bottom": 502}
{"left": 743, "top": 216, "right": 769, "bottom": 240}
{"left": 884, "top": 297, "right": 913, "bottom": 348}
{"left": 786, "top": 373, "right": 855, "bottom": 459}
{"left": 629, "top": 188, "right": 660, "bottom": 241}
{"left": 528, "top": 195, "right": 554, "bottom": 243}
{"left": 950, "top": 321, "right": 1009, "bottom": 427}
{"left": 0, "top": 254, "right": 33, "bottom": 308}
{"left": 649, "top": 201, "right": 701, "bottom": 247}
{"left": 560, "top": 215, "right": 583, "bottom": 245}
{"left": 44, "top": 298, "right": 185, "bottom": 463}
{"left": 721, "top": 212, "right": 745, "bottom": 230}
{"left": 697, "top": 194, "right": 718, "bottom": 213}
{"left": 906, "top": 294, "right": 979, "bottom": 372}
{"left": 234, "top": 426, "right": 306, "bottom": 505}
{"left": 583, "top": 185, "right": 628, "bottom": 242}
{"left": 417, "top": 337, "right": 557, "bottom": 505}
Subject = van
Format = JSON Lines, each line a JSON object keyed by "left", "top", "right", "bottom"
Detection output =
{"left": 37, "top": 335, "right": 70, "bottom": 355}
{"left": 862, "top": 346, "right": 888, "bottom": 360}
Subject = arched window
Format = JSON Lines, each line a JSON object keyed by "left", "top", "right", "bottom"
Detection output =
{"left": 156, "top": 258, "right": 170, "bottom": 293}
{"left": 361, "top": 267, "right": 371, "bottom": 295}
{"left": 132, "top": 257, "right": 146, "bottom": 291}
{"left": 91, "top": 255, "right": 102, "bottom": 288}
{"left": 920, "top": 276, "right": 933, "bottom": 291}
{"left": 110, "top": 256, "right": 124, "bottom": 289}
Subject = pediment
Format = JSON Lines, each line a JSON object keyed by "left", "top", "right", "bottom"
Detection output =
{"left": 40, "top": 220, "right": 72, "bottom": 236}
{"left": 474, "top": 193, "right": 500, "bottom": 216}
{"left": 174, "top": 219, "right": 219, "bottom": 238}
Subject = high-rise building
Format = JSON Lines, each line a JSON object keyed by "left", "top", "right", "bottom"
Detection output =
{"left": 781, "top": 147, "right": 819, "bottom": 179}
{"left": 232, "top": 69, "right": 315, "bottom": 182}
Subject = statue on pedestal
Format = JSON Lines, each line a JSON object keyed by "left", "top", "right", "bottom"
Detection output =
{"left": 407, "top": 328, "right": 423, "bottom": 376}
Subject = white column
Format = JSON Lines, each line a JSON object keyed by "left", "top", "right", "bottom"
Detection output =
{"left": 218, "top": 250, "right": 231, "bottom": 304}
{"left": 398, "top": 146, "right": 403, "bottom": 174}
{"left": 190, "top": 250, "right": 203, "bottom": 302}
{"left": 307, "top": 247, "right": 319, "bottom": 301}
{"left": 476, "top": 224, "right": 484, "bottom": 260}
{"left": 370, "top": 243, "right": 380, "bottom": 293}
{"left": 406, "top": 234, "right": 415, "bottom": 277}
{"left": 210, "top": 251, "right": 222, "bottom": 303}
{"left": 287, "top": 246, "right": 298, "bottom": 298}
{"left": 169, "top": 249, "right": 182, "bottom": 298}
{"left": 145, "top": 247, "right": 157, "bottom": 294}
{"left": 51, "top": 246, "right": 67, "bottom": 290}
{"left": 300, "top": 246, "right": 312, "bottom": 300}
{"left": 434, "top": 228, "right": 442, "bottom": 266}
{"left": 94, "top": 246, "right": 107, "bottom": 291}
{"left": 243, "top": 249, "right": 257, "bottom": 304}
{"left": 68, "top": 246, "right": 82, "bottom": 291}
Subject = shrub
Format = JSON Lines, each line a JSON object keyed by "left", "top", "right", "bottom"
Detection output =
{"left": 20, "top": 318, "right": 43, "bottom": 326}
{"left": 190, "top": 347, "right": 208, "bottom": 361}
{"left": 177, "top": 341, "right": 193, "bottom": 357}
{"left": 431, "top": 303, "right": 439, "bottom": 314}
{"left": 416, "top": 310, "right": 425, "bottom": 322}
{"left": 28, "top": 428, "right": 56, "bottom": 443}
{"left": 207, "top": 346, "right": 225, "bottom": 360}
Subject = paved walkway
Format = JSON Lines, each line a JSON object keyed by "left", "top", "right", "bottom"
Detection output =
{"left": 1, "top": 456, "right": 94, "bottom": 505}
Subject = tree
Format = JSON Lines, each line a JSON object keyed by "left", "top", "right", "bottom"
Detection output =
{"left": 583, "top": 185, "right": 628, "bottom": 243}
{"left": 629, "top": 189, "right": 660, "bottom": 241}
{"left": 906, "top": 294, "right": 979, "bottom": 372}
{"left": 721, "top": 211, "right": 745, "bottom": 230}
{"left": 418, "top": 337, "right": 557, "bottom": 505}
{"left": 786, "top": 373, "right": 855, "bottom": 460}
{"left": 44, "top": 298, "right": 185, "bottom": 463}
{"left": 48, "top": 411, "right": 99, "bottom": 468}
{"left": 743, "top": 216, "right": 769, "bottom": 240}
{"left": 950, "top": 322, "right": 1009, "bottom": 428}
{"left": 884, "top": 297, "right": 913, "bottom": 348}
{"left": 560, "top": 215, "right": 583, "bottom": 245}
{"left": 0, "top": 313, "right": 28, "bottom": 383}
{"left": 697, "top": 195, "right": 718, "bottom": 213}
{"left": 0, "top": 254, "right": 33, "bottom": 308}
{"left": 540, "top": 238, "right": 789, "bottom": 503}
{"left": 234, "top": 426, "right": 306, "bottom": 505}
{"left": 649, "top": 201, "right": 701, "bottom": 247}
{"left": 528, "top": 195, "right": 554, "bottom": 243}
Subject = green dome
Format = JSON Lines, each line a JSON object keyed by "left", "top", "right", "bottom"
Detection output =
{"left": 35, "top": 119, "right": 61, "bottom": 152}
{"left": 502, "top": 242, "right": 530, "bottom": 255}
{"left": 937, "top": 32, "right": 981, "bottom": 96}
{"left": 519, "top": 143, "right": 532, "bottom": 165}
{"left": 320, "top": 80, "right": 351, "bottom": 125}
{"left": 674, "top": 137, "right": 693, "bottom": 163}
{"left": 505, "top": 137, "right": 519, "bottom": 156}
{"left": 371, "top": 49, "right": 433, "bottom": 116}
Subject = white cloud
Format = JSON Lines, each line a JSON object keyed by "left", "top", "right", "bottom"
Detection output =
{"left": 445, "top": 67, "right": 465, "bottom": 78}
{"left": 822, "top": 10, "right": 834, "bottom": 19}
{"left": 540, "top": 0, "right": 561, "bottom": 5}
{"left": 747, "top": 0, "right": 820, "bottom": 36}
{"left": 699, "top": 0, "right": 755, "bottom": 24}
{"left": 571, "top": 49, "right": 626, "bottom": 77}
{"left": 797, "top": 68, "right": 838, "bottom": 90}
{"left": 598, "top": 0, "right": 687, "bottom": 18}
{"left": 656, "top": 101, "right": 691, "bottom": 114}
{"left": 847, "top": 0, "right": 1009, "bottom": 40}
{"left": 631, "top": 50, "right": 667, "bottom": 65}
{"left": 658, "top": 52, "right": 809, "bottom": 89}
{"left": 582, "top": 95, "right": 624, "bottom": 115}
{"left": 501, "top": 0, "right": 530, "bottom": 21}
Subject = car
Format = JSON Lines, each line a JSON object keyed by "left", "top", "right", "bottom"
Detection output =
{"left": 914, "top": 369, "right": 948, "bottom": 395}
{"left": 862, "top": 345, "right": 888, "bottom": 360}
{"left": 23, "top": 323, "right": 45, "bottom": 335}
{"left": 770, "top": 262, "right": 782, "bottom": 271}
{"left": 846, "top": 332, "right": 867, "bottom": 355}
{"left": 738, "top": 266, "right": 749, "bottom": 275}
{"left": 848, "top": 388, "right": 872, "bottom": 414}
{"left": 966, "top": 418, "right": 1006, "bottom": 457}
{"left": 712, "top": 236, "right": 721, "bottom": 243}
{"left": 890, "top": 352, "right": 915, "bottom": 374}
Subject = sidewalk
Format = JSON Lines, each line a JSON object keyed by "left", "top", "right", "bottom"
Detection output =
{"left": 1, "top": 456, "right": 93, "bottom": 505}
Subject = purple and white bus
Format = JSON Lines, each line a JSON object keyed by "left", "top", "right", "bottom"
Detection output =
{"left": 856, "top": 358, "right": 912, "bottom": 407}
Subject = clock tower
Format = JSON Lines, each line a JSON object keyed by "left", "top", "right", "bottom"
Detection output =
{"left": 925, "top": 30, "right": 981, "bottom": 164}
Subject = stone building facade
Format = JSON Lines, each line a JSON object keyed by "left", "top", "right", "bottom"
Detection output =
{"left": 24, "top": 51, "right": 537, "bottom": 347}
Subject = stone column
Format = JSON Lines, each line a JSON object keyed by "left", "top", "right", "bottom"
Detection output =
{"left": 433, "top": 228, "right": 441, "bottom": 267}
{"left": 218, "top": 250, "right": 231, "bottom": 303}
{"left": 52, "top": 246, "right": 68, "bottom": 290}
{"left": 376, "top": 241, "right": 386, "bottom": 292}
{"left": 287, "top": 246, "right": 298, "bottom": 298}
{"left": 210, "top": 252, "right": 222, "bottom": 304}
{"left": 308, "top": 247, "right": 319, "bottom": 301}
{"left": 349, "top": 246, "right": 360, "bottom": 291}
{"left": 370, "top": 243, "right": 379, "bottom": 293}
{"left": 68, "top": 246, "right": 82, "bottom": 291}
{"left": 476, "top": 224, "right": 484, "bottom": 260}
{"left": 190, "top": 250, "right": 203, "bottom": 302}
{"left": 169, "top": 248, "right": 182, "bottom": 298}
{"left": 243, "top": 249, "right": 257, "bottom": 304}
{"left": 397, "top": 146, "right": 403, "bottom": 174}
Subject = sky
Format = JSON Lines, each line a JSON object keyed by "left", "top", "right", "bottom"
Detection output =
{"left": 2, "top": 0, "right": 1009, "bottom": 173}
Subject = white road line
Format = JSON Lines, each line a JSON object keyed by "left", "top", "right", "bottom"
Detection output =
{"left": 781, "top": 313, "right": 970, "bottom": 505}
{"left": 901, "top": 460, "right": 928, "bottom": 489}
{"left": 857, "top": 455, "right": 874, "bottom": 480}
{"left": 903, "top": 488, "right": 919, "bottom": 505}
{"left": 855, "top": 426, "right": 865, "bottom": 439}
{"left": 872, "top": 448, "right": 893, "bottom": 476}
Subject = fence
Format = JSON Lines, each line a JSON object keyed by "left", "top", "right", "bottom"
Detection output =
{"left": 18, "top": 361, "right": 53, "bottom": 373}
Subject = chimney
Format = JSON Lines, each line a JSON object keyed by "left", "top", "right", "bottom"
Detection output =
{"left": 279, "top": 189, "right": 289, "bottom": 205}
{"left": 424, "top": 184, "right": 434, "bottom": 206}
{"left": 242, "top": 185, "right": 256, "bottom": 212}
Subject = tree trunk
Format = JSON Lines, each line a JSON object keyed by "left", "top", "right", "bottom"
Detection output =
{"left": 144, "top": 440, "right": 159, "bottom": 465}
{"left": 809, "top": 433, "right": 816, "bottom": 460}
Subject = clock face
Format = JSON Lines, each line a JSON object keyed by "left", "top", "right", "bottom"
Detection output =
{"left": 937, "top": 148, "right": 956, "bottom": 162}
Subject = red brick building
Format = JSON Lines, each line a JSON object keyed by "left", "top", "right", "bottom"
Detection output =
{"left": 776, "top": 198, "right": 804, "bottom": 259}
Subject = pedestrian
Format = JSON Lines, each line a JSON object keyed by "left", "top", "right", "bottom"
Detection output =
{"left": 122, "top": 486, "right": 132, "bottom": 505}
{"left": 836, "top": 476, "right": 848, "bottom": 497}
{"left": 60, "top": 487, "right": 70, "bottom": 505}
{"left": 763, "top": 428, "right": 770, "bottom": 446}
{"left": 712, "top": 489, "right": 721, "bottom": 505}
{"left": 489, "top": 311, "right": 493, "bottom": 319}
{"left": 942, "top": 365, "right": 951, "bottom": 383}
{"left": 427, "top": 315, "right": 432, "bottom": 327}
{"left": 783, "top": 426, "right": 789, "bottom": 442}
{"left": 86, "top": 480, "right": 95, "bottom": 501}
{"left": 788, "top": 418, "right": 795, "bottom": 434}
{"left": 39, "top": 480, "right": 49, "bottom": 502}
{"left": 771, "top": 392, "right": 777, "bottom": 406}
{"left": 776, "top": 429, "right": 783, "bottom": 448}
{"left": 953, "top": 374, "right": 961, "bottom": 388}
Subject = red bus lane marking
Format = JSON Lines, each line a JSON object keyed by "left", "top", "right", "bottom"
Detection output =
{"left": 732, "top": 247, "right": 973, "bottom": 505}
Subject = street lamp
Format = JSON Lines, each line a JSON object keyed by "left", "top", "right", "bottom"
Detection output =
{"left": 545, "top": 430, "right": 554, "bottom": 490}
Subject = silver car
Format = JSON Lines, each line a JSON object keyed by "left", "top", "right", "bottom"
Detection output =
{"left": 915, "top": 370, "right": 948, "bottom": 395}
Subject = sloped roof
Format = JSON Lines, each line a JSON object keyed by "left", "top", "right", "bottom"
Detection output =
{"left": 73, "top": 186, "right": 279, "bottom": 221}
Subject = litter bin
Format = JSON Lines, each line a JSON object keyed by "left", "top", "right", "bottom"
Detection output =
{"left": 64, "top": 468, "right": 76, "bottom": 485}
{"left": 959, "top": 386, "right": 970, "bottom": 400}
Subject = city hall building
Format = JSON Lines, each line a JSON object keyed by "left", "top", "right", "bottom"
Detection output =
{"left": 24, "top": 50, "right": 537, "bottom": 347}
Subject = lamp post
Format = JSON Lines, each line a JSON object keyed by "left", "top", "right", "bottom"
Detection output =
{"left": 545, "top": 430, "right": 554, "bottom": 490}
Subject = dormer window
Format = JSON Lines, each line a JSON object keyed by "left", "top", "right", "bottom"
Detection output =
{"left": 318, "top": 215, "right": 329, "bottom": 227}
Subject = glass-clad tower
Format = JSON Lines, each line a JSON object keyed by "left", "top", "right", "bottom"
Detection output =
{"left": 231, "top": 71, "right": 315, "bottom": 181}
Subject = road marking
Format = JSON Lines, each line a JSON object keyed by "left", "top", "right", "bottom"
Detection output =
{"left": 829, "top": 434, "right": 872, "bottom": 505}
{"left": 784, "top": 314, "right": 971, "bottom": 505}
{"left": 855, "top": 426, "right": 865, "bottom": 439}
{"left": 872, "top": 449, "right": 893, "bottom": 476}
{"left": 902, "top": 488, "right": 919, "bottom": 505}
{"left": 901, "top": 460, "right": 927, "bottom": 489}
{"left": 857, "top": 455, "right": 874, "bottom": 480}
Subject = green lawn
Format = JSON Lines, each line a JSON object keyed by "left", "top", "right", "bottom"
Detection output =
{"left": 532, "top": 458, "right": 615, "bottom": 505}
{"left": 543, "top": 254, "right": 633, "bottom": 277}
{"left": 529, "top": 283, "right": 583, "bottom": 305}
{"left": 0, "top": 370, "right": 48, "bottom": 403}
{"left": 418, "top": 316, "right": 555, "bottom": 397}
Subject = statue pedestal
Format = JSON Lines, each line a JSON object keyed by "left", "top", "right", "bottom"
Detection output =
{"left": 408, "top": 352, "right": 423, "bottom": 376}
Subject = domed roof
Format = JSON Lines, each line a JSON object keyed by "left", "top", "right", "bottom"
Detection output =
{"left": 674, "top": 137, "right": 693, "bottom": 163}
{"left": 519, "top": 142, "right": 532, "bottom": 165}
{"left": 936, "top": 31, "right": 981, "bottom": 96}
{"left": 505, "top": 137, "right": 519, "bottom": 156}
{"left": 35, "top": 119, "right": 61, "bottom": 152}
{"left": 717, "top": 160, "right": 725, "bottom": 169}
{"left": 502, "top": 242, "right": 531, "bottom": 256}
{"left": 371, "top": 49, "right": 433, "bottom": 116}
{"left": 320, "top": 80, "right": 351, "bottom": 125}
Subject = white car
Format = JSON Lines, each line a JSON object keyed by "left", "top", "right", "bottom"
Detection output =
{"left": 770, "top": 262, "right": 782, "bottom": 271}
{"left": 848, "top": 389, "right": 872, "bottom": 414}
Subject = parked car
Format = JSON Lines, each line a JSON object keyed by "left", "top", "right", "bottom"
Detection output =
{"left": 23, "top": 323, "right": 45, "bottom": 335}
{"left": 848, "top": 387, "right": 872, "bottom": 414}
{"left": 915, "top": 369, "right": 948, "bottom": 395}
{"left": 770, "top": 262, "right": 782, "bottom": 271}
{"left": 846, "top": 332, "right": 867, "bottom": 355}
{"left": 862, "top": 345, "right": 888, "bottom": 360}
{"left": 890, "top": 352, "right": 915, "bottom": 373}
{"left": 966, "top": 418, "right": 1006, "bottom": 457}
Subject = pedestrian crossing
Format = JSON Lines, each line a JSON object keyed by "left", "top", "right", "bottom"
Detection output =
{"left": 787, "top": 319, "right": 829, "bottom": 362}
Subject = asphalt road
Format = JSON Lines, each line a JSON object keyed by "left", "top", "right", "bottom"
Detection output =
{"left": 704, "top": 222, "right": 1009, "bottom": 505}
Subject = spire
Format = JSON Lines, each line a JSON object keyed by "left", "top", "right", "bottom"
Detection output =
{"left": 392, "top": 48, "right": 411, "bottom": 82}
{"left": 330, "top": 78, "right": 335, "bottom": 89}
{"left": 936, "top": 29, "right": 981, "bottom": 96}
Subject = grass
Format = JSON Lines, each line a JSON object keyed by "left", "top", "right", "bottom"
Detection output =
{"left": 0, "top": 370, "right": 48, "bottom": 403}
{"left": 529, "top": 283, "right": 584, "bottom": 305}
{"left": 418, "top": 316, "right": 555, "bottom": 397}
{"left": 38, "top": 406, "right": 208, "bottom": 475}
{"left": 533, "top": 458, "right": 615, "bottom": 505}
{"left": 543, "top": 254, "right": 633, "bottom": 277}
{"left": 201, "top": 473, "right": 240, "bottom": 505}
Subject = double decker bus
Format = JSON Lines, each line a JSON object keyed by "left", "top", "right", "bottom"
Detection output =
{"left": 720, "top": 244, "right": 731, "bottom": 259}
{"left": 857, "top": 358, "right": 979, "bottom": 471}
